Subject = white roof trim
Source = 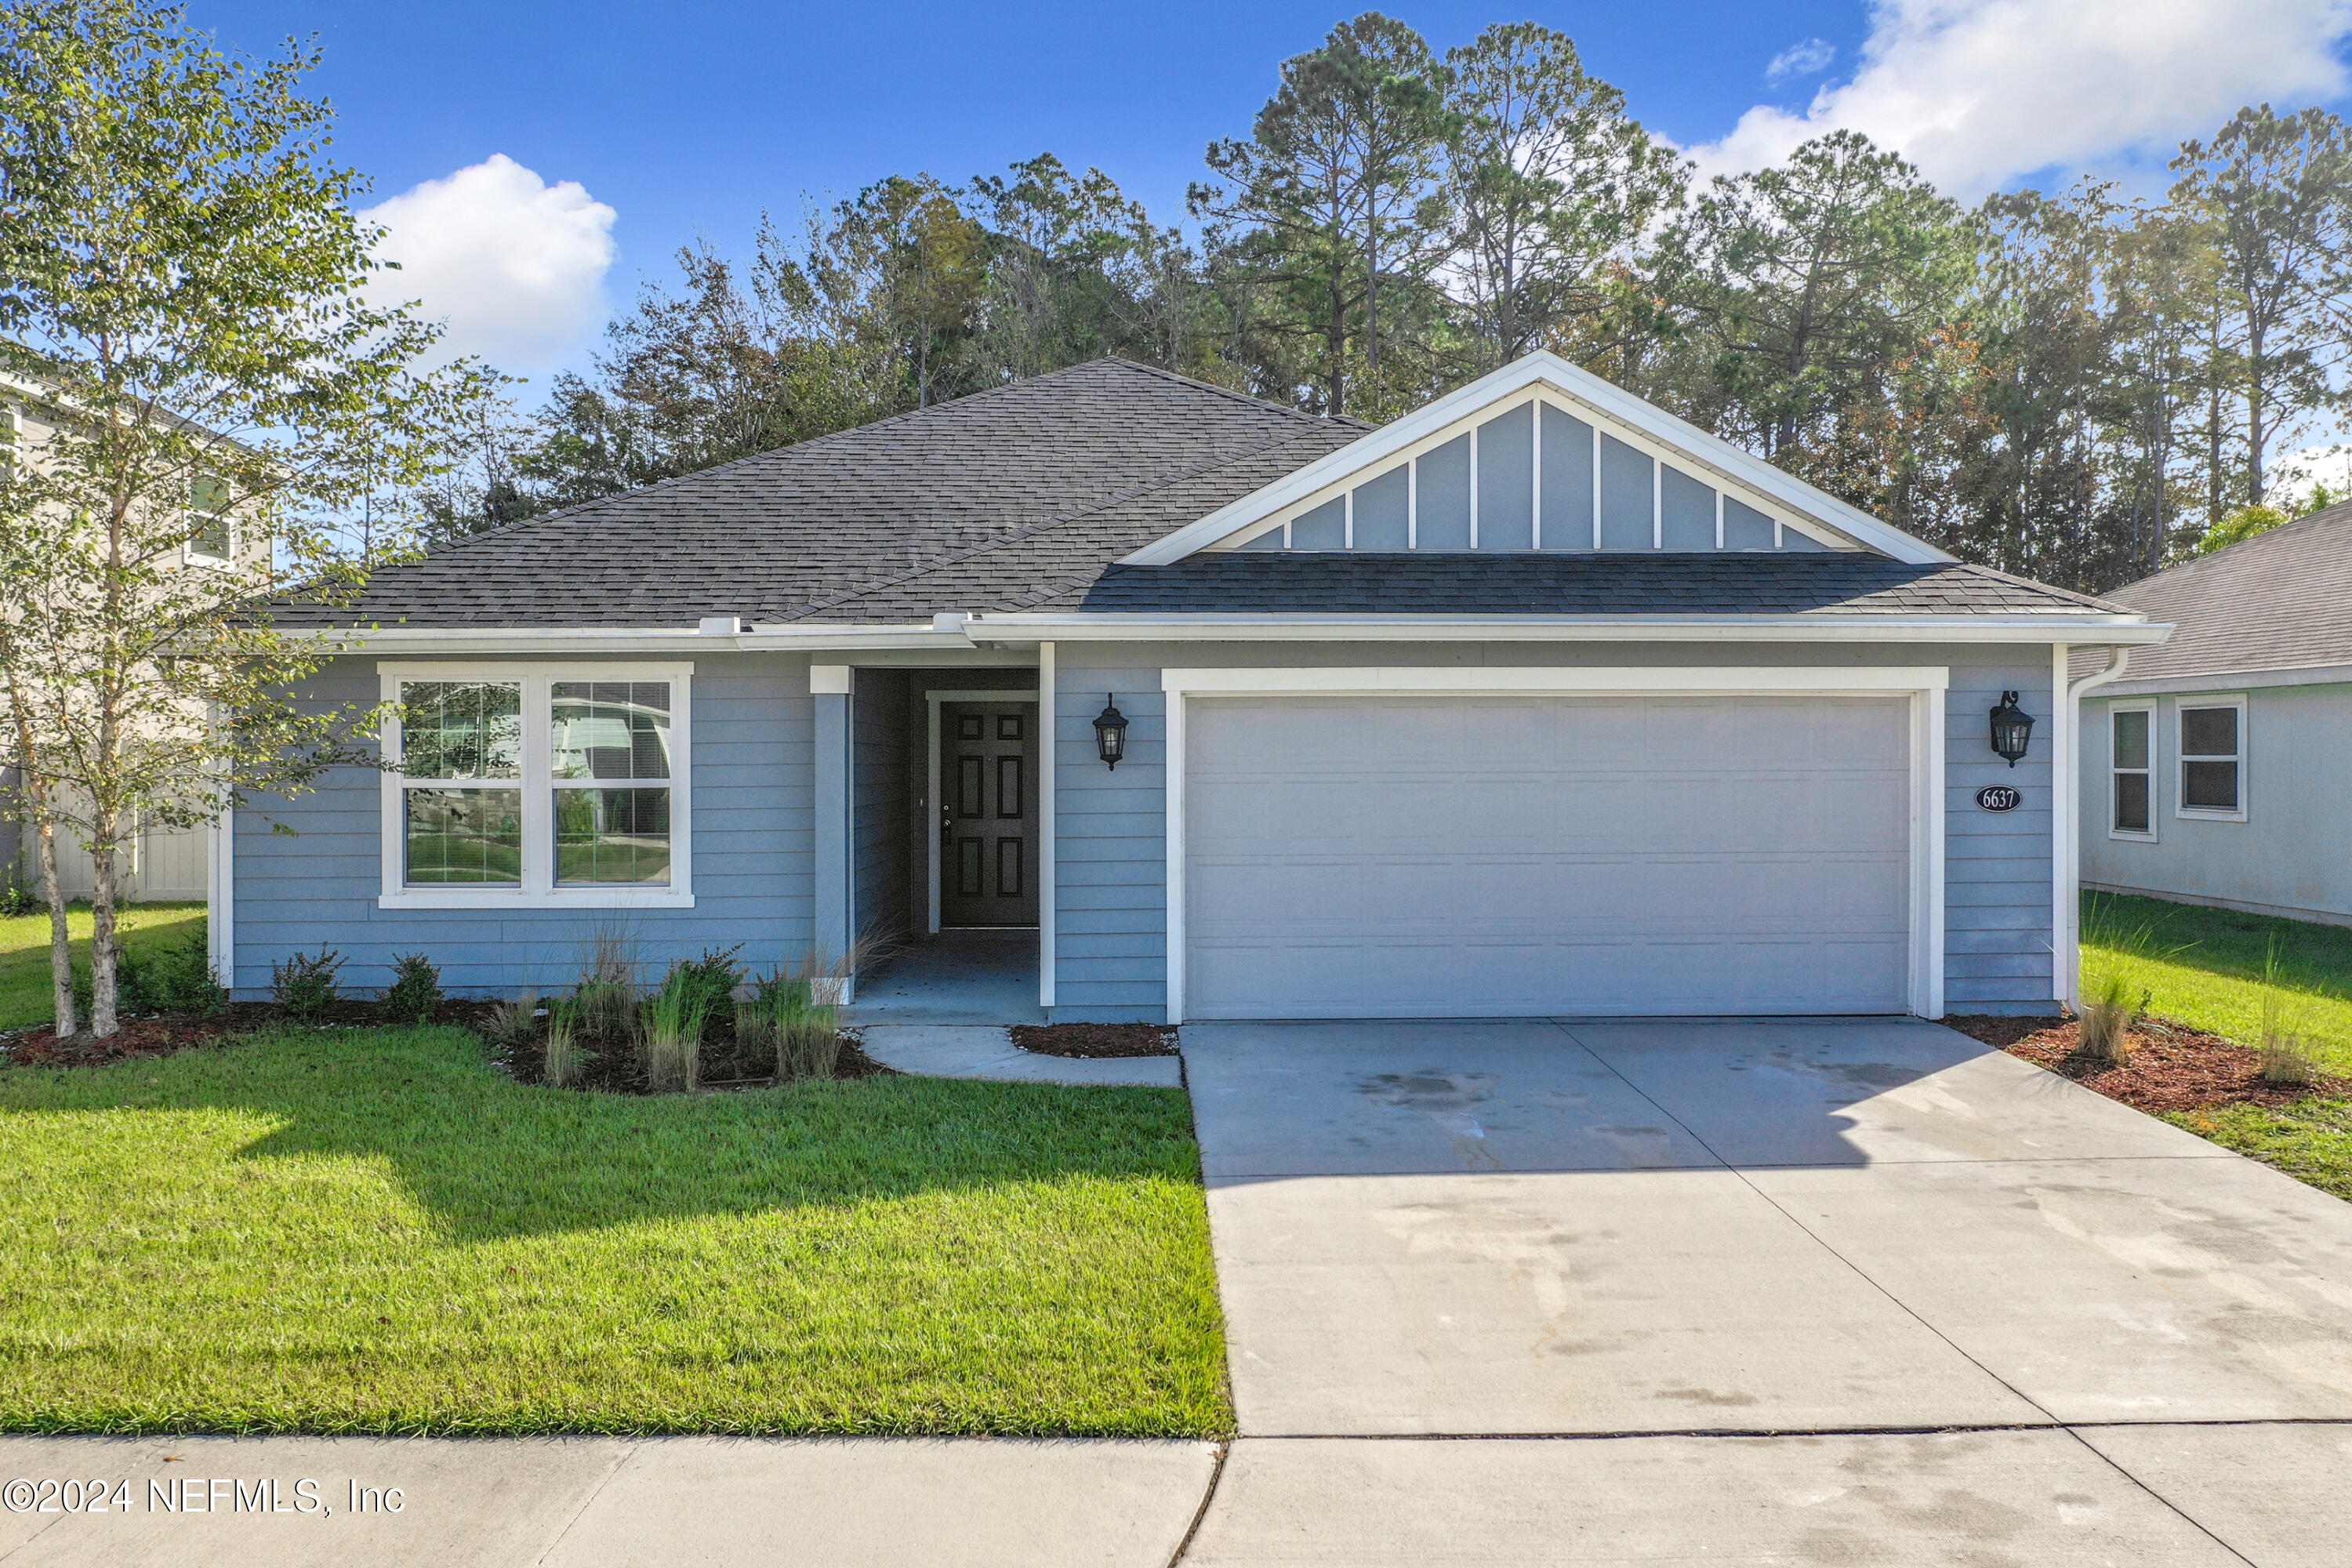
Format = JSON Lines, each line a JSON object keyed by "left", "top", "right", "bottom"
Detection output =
{"left": 1121, "top": 350, "right": 1957, "bottom": 568}
{"left": 961, "top": 612, "right": 2170, "bottom": 647}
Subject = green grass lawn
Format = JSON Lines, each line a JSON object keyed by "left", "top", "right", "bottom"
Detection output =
{"left": 0, "top": 1025, "right": 1229, "bottom": 1436}
{"left": 0, "top": 902, "right": 209, "bottom": 1030}
{"left": 2081, "top": 891, "right": 2352, "bottom": 1073}
{"left": 2082, "top": 891, "right": 2352, "bottom": 1192}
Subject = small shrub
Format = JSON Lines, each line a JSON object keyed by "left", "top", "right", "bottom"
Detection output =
{"left": 0, "top": 878, "right": 38, "bottom": 917}
{"left": 572, "top": 978, "right": 637, "bottom": 1042}
{"left": 381, "top": 953, "right": 442, "bottom": 1024}
{"left": 670, "top": 945, "right": 745, "bottom": 1028}
{"left": 132, "top": 931, "right": 227, "bottom": 1016}
{"left": 483, "top": 989, "right": 541, "bottom": 1051}
{"left": 641, "top": 970, "right": 706, "bottom": 1093}
{"left": 542, "top": 998, "right": 583, "bottom": 1089}
{"left": 270, "top": 947, "right": 344, "bottom": 1023}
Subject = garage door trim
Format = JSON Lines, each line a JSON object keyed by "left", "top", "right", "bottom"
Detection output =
{"left": 1161, "top": 666, "right": 1949, "bottom": 1022}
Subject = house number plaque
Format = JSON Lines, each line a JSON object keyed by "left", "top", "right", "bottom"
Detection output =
{"left": 1976, "top": 786, "right": 2022, "bottom": 812}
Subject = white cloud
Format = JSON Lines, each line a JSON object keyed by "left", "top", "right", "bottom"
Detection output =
{"left": 1766, "top": 38, "right": 1837, "bottom": 85}
{"left": 361, "top": 154, "right": 618, "bottom": 374}
{"left": 1692, "top": 0, "right": 2352, "bottom": 195}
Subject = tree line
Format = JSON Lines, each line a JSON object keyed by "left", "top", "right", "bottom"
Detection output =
{"left": 428, "top": 18, "right": 2352, "bottom": 595}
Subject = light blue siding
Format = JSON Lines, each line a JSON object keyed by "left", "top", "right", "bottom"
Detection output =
{"left": 231, "top": 652, "right": 815, "bottom": 997}
{"left": 1598, "top": 436, "right": 1653, "bottom": 549}
{"left": 1537, "top": 404, "right": 1594, "bottom": 549}
{"left": 1474, "top": 403, "right": 1534, "bottom": 550}
{"left": 1417, "top": 435, "right": 1472, "bottom": 550}
{"left": 852, "top": 668, "right": 911, "bottom": 942}
{"left": 1053, "top": 641, "right": 2062, "bottom": 1022}
{"left": 2081, "top": 682, "right": 2352, "bottom": 926}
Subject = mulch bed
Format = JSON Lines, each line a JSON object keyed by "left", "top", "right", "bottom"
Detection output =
{"left": 500, "top": 1029, "right": 890, "bottom": 1092}
{"left": 1944, "top": 1012, "right": 2352, "bottom": 1114}
{"left": 1010, "top": 1022, "right": 1180, "bottom": 1059}
{"left": 2, "top": 998, "right": 489, "bottom": 1071}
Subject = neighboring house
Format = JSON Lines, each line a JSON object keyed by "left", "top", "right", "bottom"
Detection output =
{"left": 238, "top": 352, "right": 2167, "bottom": 1020}
{"left": 0, "top": 372, "right": 253, "bottom": 905}
{"left": 2078, "top": 502, "right": 2352, "bottom": 927}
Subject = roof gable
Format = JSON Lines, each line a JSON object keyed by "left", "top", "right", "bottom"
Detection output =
{"left": 2096, "top": 499, "right": 2352, "bottom": 684}
{"left": 1123, "top": 352, "right": 1955, "bottom": 567}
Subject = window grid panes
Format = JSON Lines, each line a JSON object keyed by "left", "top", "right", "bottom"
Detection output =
{"left": 2111, "top": 709, "right": 2151, "bottom": 834}
{"left": 550, "top": 680, "right": 672, "bottom": 885}
{"left": 399, "top": 681, "right": 525, "bottom": 886}
{"left": 188, "top": 474, "right": 232, "bottom": 561}
{"left": 2179, "top": 703, "right": 2242, "bottom": 815}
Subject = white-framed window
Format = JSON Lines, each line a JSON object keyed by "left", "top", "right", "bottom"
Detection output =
{"left": 377, "top": 662, "right": 693, "bottom": 909}
{"left": 2176, "top": 695, "right": 2247, "bottom": 822}
{"left": 2110, "top": 704, "right": 2155, "bottom": 838}
{"left": 185, "top": 474, "right": 232, "bottom": 564}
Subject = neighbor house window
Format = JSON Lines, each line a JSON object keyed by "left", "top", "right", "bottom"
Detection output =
{"left": 187, "top": 474, "right": 232, "bottom": 564}
{"left": 2111, "top": 706, "right": 2153, "bottom": 837}
{"left": 379, "top": 663, "right": 692, "bottom": 908}
{"left": 2176, "top": 697, "right": 2246, "bottom": 820}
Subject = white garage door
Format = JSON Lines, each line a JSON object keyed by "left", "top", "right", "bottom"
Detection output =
{"left": 1182, "top": 694, "right": 1913, "bottom": 1018}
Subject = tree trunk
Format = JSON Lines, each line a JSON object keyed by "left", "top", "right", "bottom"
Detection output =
{"left": 35, "top": 815, "right": 74, "bottom": 1037}
{"left": 88, "top": 820, "right": 122, "bottom": 1037}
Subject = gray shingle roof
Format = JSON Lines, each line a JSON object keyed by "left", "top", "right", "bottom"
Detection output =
{"left": 275, "top": 357, "right": 2132, "bottom": 630}
{"left": 278, "top": 359, "right": 1367, "bottom": 630}
{"left": 2091, "top": 502, "right": 2352, "bottom": 681}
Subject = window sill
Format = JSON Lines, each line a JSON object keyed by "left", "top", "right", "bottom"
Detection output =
{"left": 2107, "top": 829, "right": 2159, "bottom": 843}
{"left": 378, "top": 888, "right": 695, "bottom": 910}
{"left": 2174, "top": 809, "right": 2249, "bottom": 824}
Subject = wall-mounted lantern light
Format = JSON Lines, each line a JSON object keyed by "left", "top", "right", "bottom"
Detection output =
{"left": 1093, "top": 695, "right": 1130, "bottom": 770}
{"left": 1989, "top": 690, "right": 2034, "bottom": 767}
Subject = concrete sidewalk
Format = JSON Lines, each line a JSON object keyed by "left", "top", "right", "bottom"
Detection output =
{"left": 0, "top": 1435, "right": 1217, "bottom": 1568}
{"left": 858, "top": 1024, "right": 1184, "bottom": 1088}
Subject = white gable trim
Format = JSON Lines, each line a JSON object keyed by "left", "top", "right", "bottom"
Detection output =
{"left": 1123, "top": 350, "right": 1956, "bottom": 567}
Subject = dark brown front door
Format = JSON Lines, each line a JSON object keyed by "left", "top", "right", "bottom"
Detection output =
{"left": 940, "top": 701, "right": 1038, "bottom": 927}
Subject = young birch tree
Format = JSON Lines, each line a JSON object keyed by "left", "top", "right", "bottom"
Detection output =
{"left": 0, "top": 0, "right": 469, "bottom": 1036}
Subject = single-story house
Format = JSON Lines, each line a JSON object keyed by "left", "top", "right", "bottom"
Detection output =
{"left": 223, "top": 352, "right": 2169, "bottom": 1021}
{"left": 2078, "top": 501, "right": 2352, "bottom": 927}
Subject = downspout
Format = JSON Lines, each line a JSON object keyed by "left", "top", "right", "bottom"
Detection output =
{"left": 2056, "top": 646, "right": 2133, "bottom": 1011}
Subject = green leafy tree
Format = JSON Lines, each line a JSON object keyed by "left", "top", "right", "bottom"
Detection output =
{"left": 1193, "top": 13, "right": 1452, "bottom": 416}
{"left": 2172, "top": 106, "right": 2352, "bottom": 508}
{"left": 1439, "top": 23, "right": 1682, "bottom": 372}
{"left": 0, "top": 0, "right": 469, "bottom": 1036}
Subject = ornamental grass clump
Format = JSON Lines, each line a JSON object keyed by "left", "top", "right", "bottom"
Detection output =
{"left": 542, "top": 998, "right": 583, "bottom": 1090}
{"left": 484, "top": 989, "right": 541, "bottom": 1053}
{"left": 641, "top": 967, "right": 708, "bottom": 1094}
{"left": 2077, "top": 971, "right": 2144, "bottom": 1068}
{"left": 2258, "top": 940, "right": 2319, "bottom": 1087}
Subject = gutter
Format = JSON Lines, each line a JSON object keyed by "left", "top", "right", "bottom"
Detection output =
{"left": 958, "top": 613, "right": 2176, "bottom": 648}
{"left": 311, "top": 612, "right": 2174, "bottom": 656}
{"left": 2056, "top": 646, "right": 2136, "bottom": 1012}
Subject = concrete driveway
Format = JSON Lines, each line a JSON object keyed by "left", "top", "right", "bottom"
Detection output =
{"left": 1181, "top": 1017, "right": 2352, "bottom": 1566}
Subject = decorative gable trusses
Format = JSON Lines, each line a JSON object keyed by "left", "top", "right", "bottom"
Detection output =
{"left": 1123, "top": 351, "right": 1955, "bottom": 567}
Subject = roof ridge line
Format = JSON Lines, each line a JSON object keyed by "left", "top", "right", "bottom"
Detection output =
{"left": 1101, "top": 357, "right": 1370, "bottom": 429}
{"left": 775, "top": 423, "right": 1346, "bottom": 622}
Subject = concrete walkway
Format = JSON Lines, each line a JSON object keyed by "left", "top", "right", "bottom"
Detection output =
{"left": 0, "top": 1436, "right": 1216, "bottom": 1568}
{"left": 1178, "top": 1016, "right": 2352, "bottom": 1564}
{"left": 858, "top": 1024, "right": 1183, "bottom": 1088}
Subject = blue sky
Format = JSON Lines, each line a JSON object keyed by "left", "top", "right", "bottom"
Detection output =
{"left": 193, "top": 1, "right": 2352, "bottom": 385}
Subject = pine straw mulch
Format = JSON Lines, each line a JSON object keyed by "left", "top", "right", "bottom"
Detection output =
{"left": 1942, "top": 1012, "right": 2352, "bottom": 1114}
{"left": 1010, "top": 1022, "right": 1181, "bottom": 1059}
{"left": 1, "top": 999, "right": 505, "bottom": 1071}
